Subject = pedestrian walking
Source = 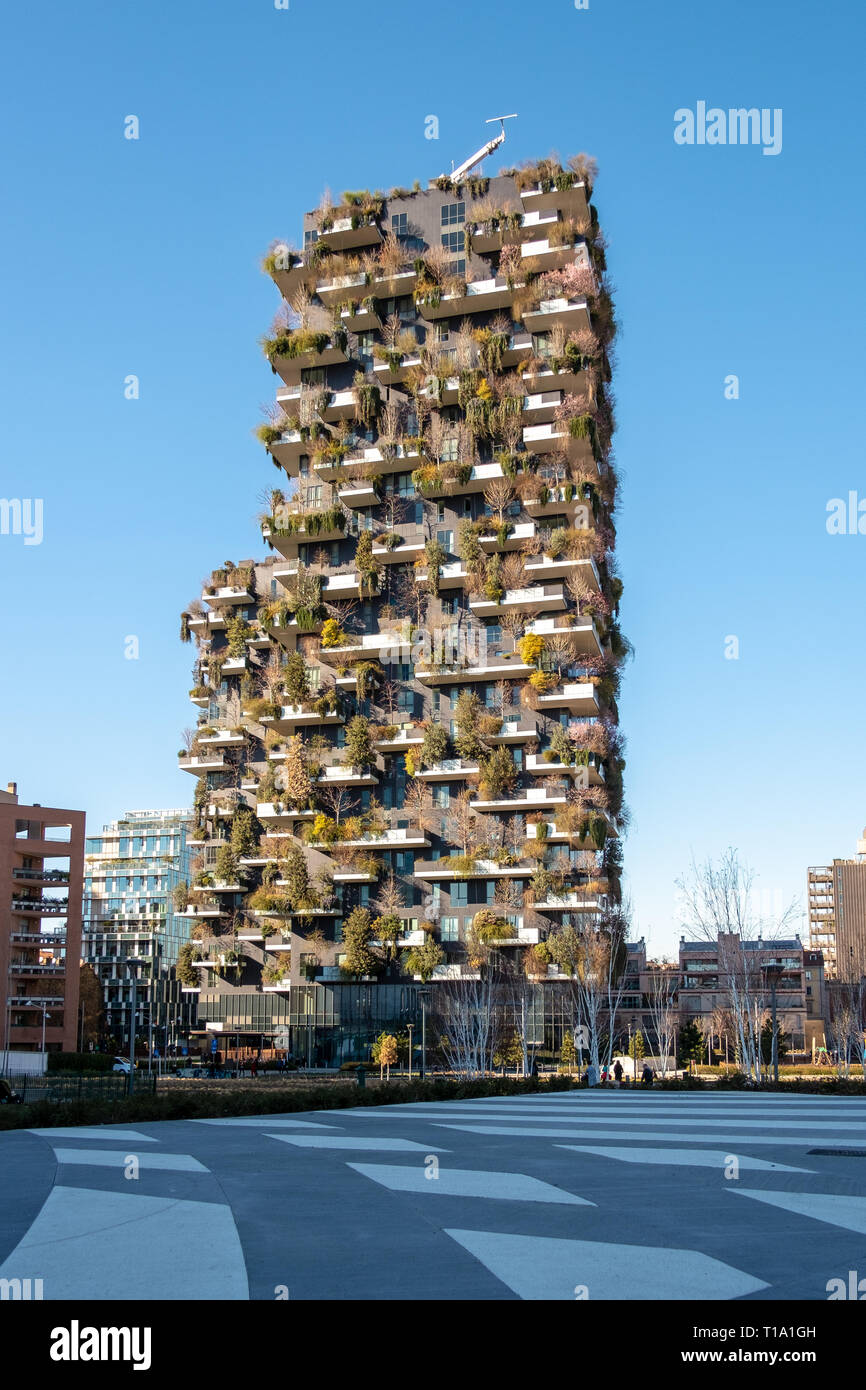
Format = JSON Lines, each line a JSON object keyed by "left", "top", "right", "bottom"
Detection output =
{"left": 613, "top": 1060, "right": 624, "bottom": 1086}
{"left": 641, "top": 1063, "right": 654, "bottom": 1087}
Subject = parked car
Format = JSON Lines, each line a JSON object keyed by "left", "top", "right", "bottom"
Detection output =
{"left": 112, "top": 1057, "right": 132, "bottom": 1074}
{"left": 0, "top": 1079, "right": 23, "bottom": 1104}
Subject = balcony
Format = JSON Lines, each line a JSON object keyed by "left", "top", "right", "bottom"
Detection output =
{"left": 373, "top": 726, "right": 424, "bottom": 753}
{"left": 257, "top": 802, "right": 317, "bottom": 828}
{"left": 314, "top": 270, "right": 368, "bottom": 304}
{"left": 518, "top": 179, "right": 590, "bottom": 221}
{"left": 418, "top": 275, "right": 515, "bottom": 321}
{"left": 339, "top": 302, "right": 381, "bottom": 333}
{"left": 314, "top": 765, "right": 379, "bottom": 788}
{"left": 270, "top": 335, "right": 348, "bottom": 385}
{"left": 422, "top": 963, "right": 480, "bottom": 981}
{"left": 489, "top": 925, "right": 541, "bottom": 946}
{"left": 414, "top": 758, "right": 479, "bottom": 782}
{"left": 175, "top": 904, "right": 222, "bottom": 919}
{"left": 415, "top": 658, "right": 534, "bottom": 685}
{"left": 526, "top": 752, "right": 605, "bottom": 785}
{"left": 197, "top": 730, "right": 246, "bottom": 747}
{"left": 522, "top": 296, "right": 592, "bottom": 336}
{"left": 414, "top": 858, "right": 529, "bottom": 880}
{"left": 469, "top": 584, "right": 567, "bottom": 618}
{"left": 340, "top": 829, "right": 430, "bottom": 849}
{"left": 338, "top": 481, "right": 380, "bottom": 508}
{"left": 535, "top": 894, "right": 607, "bottom": 913}
{"left": 316, "top": 215, "right": 383, "bottom": 252}
{"left": 191, "top": 880, "right": 243, "bottom": 894}
{"left": 12, "top": 868, "right": 69, "bottom": 886}
{"left": 524, "top": 614, "right": 603, "bottom": 656}
{"left": 265, "top": 703, "right": 345, "bottom": 729}
{"left": 527, "top": 554, "right": 601, "bottom": 588}
{"left": 177, "top": 753, "right": 227, "bottom": 774}
{"left": 477, "top": 520, "right": 539, "bottom": 553}
{"left": 274, "top": 567, "right": 362, "bottom": 599}
{"left": 11, "top": 898, "right": 69, "bottom": 916}
{"left": 487, "top": 720, "right": 539, "bottom": 744}
{"left": 470, "top": 786, "right": 568, "bottom": 814}
{"left": 321, "top": 630, "right": 412, "bottom": 664}
{"left": 372, "top": 352, "right": 422, "bottom": 386}
{"left": 536, "top": 682, "right": 599, "bottom": 717}
{"left": 201, "top": 586, "right": 254, "bottom": 607}
{"left": 468, "top": 208, "right": 560, "bottom": 253}
{"left": 522, "top": 420, "right": 597, "bottom": 468}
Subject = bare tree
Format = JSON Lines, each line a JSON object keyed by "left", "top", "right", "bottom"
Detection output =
{"left": 434, "top": 976, "right": 500, "bottom": 1077}
{"left": 645, "top": 962, "right": 679, "bottom": 1077}
{"left": 318, "top": 784, "right": 360, "bottom": 825}
{"left": 676, "top": 849, "right": 799, "bottom": 1084}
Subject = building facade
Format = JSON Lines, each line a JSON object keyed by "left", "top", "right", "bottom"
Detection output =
{"left": 82, "top": 809, "right": 195, "bottom": 1051}
{"left": 808, "top": 829, "right": 866, "bottom": 979}
{"left": 0, "top": 782, "right": 85, "bottom": 1058}
{"left": 178, "top": 153, "right": 624, "bottom": 1061}
{"left": 677, "top": 934, "right": 824, "bottom": 1056}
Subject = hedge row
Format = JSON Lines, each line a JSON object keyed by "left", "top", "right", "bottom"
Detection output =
{"left": 3, "top": 1072, "right": 866, "bottom": 1132}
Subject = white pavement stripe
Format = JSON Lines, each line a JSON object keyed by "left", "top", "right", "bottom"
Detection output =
{"left": 343, "top": 1105, "right": 866, "bottom": 1123}
{"left": 0, "top": 1186, "right": 248, "bottom": 1299}
{"left": 51, "top": 1148, "right": 209, "bottom": 1172}
{"left": 431, "top": 1114, "right": 866, "bottom": 1132}
{"left": 266, "top": 1134, "right": 449, "bottom": 1152}
{"left": 193, "top": 1117, "right": 338, "bottom": 1129}
{"left": 29, "top": 1128, "right": 158, "bottom": 1143}
{"left": 347, "top": 1163, "right": 594, "bottom": 1204}
{"left": 444, "top": 1229, "right": 769, "bottom": 1301}
{"left": 557, "top": 1146, "right": 811, "bottom": 1172}
{"left": 731, "top": 1189, "right": 866, "bottom": 1235}
{"left": 433, "top": 1124, "right": 866, "bottom": 1147}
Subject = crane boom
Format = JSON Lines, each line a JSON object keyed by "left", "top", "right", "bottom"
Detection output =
{"left": 439, "top": 114, "right": 518, "bottom": 182}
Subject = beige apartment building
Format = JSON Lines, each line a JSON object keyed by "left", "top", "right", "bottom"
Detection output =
{"left": 0, "top": 782, "right": 85, "bottom": 1058}
{"left": 808, "top": 829, "right": 866, "bottom": 979}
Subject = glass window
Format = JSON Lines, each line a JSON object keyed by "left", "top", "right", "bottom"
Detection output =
{"left": 391, "top": 212, "right": 408, "bottom": 237}
{"left": 440, "top": 916, "right": 459, "bottom": 942}
{"left": 441, "top": 201, "right": 466, "bottom": 227}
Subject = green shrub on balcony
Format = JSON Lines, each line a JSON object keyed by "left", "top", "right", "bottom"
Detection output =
{"left": 519, "top": 633, "right": 545, "bottom": 667}
{"left": 243, "top": 696, "right": 281, "bottom": 722}
{"left": 320, "top": 618, "right": 348, "bottom": 649}
{"left": 404, "top": 934, "right": 445, "bottom": 982}
{"left": 344, "top": 715, "right": 374, "bottom": 769}
{"left": 419, "top": 721, "right": 449, "bottom": 769}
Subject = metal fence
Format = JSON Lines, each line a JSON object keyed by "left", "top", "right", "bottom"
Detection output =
{"left": 2, "top": 1072, "right": 157, "bottom": 1104}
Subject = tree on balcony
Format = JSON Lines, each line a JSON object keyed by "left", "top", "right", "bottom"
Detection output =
{"left": 478, "top": 746, "right": 518, "bottom": 802}
{"left": 404, "top": 932, "right": 445, "bottom": 983}
{"left": 344, "top": 715, "right": 374, "bottom": 770}
{"left": 341, "top": 907, "right": 380, "bottom": 979}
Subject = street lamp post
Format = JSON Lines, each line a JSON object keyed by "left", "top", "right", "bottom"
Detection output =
{"left": 406, "top": 1022, "right": 413, "bottom": 1081}
{"left": 418, "top": 988, "right": 431, "bottom": 1081}
{"left": 126, "top": 957, "right": 146, "bottom": 1097}
{"left": 763, "top": 964, "right": 784, "bottom": 1084}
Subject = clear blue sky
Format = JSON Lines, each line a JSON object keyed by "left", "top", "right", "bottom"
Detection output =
{"left": 2, "top": 0, "right": 864, "bottom": 957}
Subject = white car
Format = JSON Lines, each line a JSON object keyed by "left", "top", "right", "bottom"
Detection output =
{"left": 112, "top": 1057, "right": 132, "bottom": 1074}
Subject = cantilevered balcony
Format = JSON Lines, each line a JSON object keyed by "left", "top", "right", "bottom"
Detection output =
{"left": 176, "top": 904, "right": 223, "bottom": 919}
{"left": 469, "top": 584, "right": 567, "bottom": 619}
{"left": 177, "top": 753, "right": 228, "bottom": 775}
{"left": 468, "top": 208, "right": 560, "bottom": 253}
{"left": 197, "top": 730, "right": 246, "bottom": 747}
{"left": 339, "top": 828, "right": 430, "bottom": 850}
{"left": 526, "top": 553, "right": 600, "bottom": 588}
{"left": 415, "top": 658, "right": 534, "bottom": 685}
{"left": 373, "top": 725, "right": 424, "bottom": 753}
{"left": 270, "top": 335, "right": 349, "bottom": 386}
{"left": 534, "top": 892, "right": 607, "bottom": 913}
{"left": 314, "top": 270, "right": 368, "bottom": 304}
{"left": 524, "top": 613, "right": 603, "bottom": 656}
{"left": 526, "top": 752, "right": 605, "bottom": 784}
{"left": 263, "top": 703, "right": 345, "bottom": 730}
{"left": 188, "top": 612, "right": 226, "bottom": 637}
{"left": 518, "top": 179, "right": 590, "bottom": 221}
{"left": 521, "top": 296, "right": 592, "bottom": 336}
{"left": 201, "top": 586, "right": 255, "bottom": 607}
{"left": 274, "top": 566, "right": 362, "bottom": 599}
{"left": 414, "top": 858, "right": 529, "bottom": 879}
{"left": 523, "top": 420, "right": 597, "bottom": 469}
{"left": 414, "top": 758, "right": 479, "bottom": 782}
{"left": 314, "top": 764, "right": 379, "bottom": 788}
{"left": 338, "top": 480, "right": 380, "bottom": 508}
{"left": 372, "top": 353, "right": 422, "bottom": 386}
{"left": 322, "top": 630, "right": 413, "bottom": 663}
{"left": 316, "top": 215, "right": 383, "bottom": 253}
{"left": 486, "top": 719, "right": 539, "bottom": 744}
{"left": 11, "top": 897, "right": 68, "bottom": 916}
{"left": 257, "top": 802, "right": 317, "bottom": 828}
{"left": 536, "top": 682, "right": 599, "bottom": 717}
{"left": 339, "top": 302, "right": 381, "bottom": 333}
{"left": 523, "top": 485, "right": 595, "bottom": 518}
{"left": 477, "top": 521, "right": 540, "bottom": 554}
{"left": 418, "top": 275, "right": 515, "bottom": 321}
{"left": 470, "top": 786, "right": 569, "bottom": 814}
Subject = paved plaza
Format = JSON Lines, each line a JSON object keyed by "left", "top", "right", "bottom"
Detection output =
{"left": 2, "top": 1091, "right": 865, "bottom": 1300}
